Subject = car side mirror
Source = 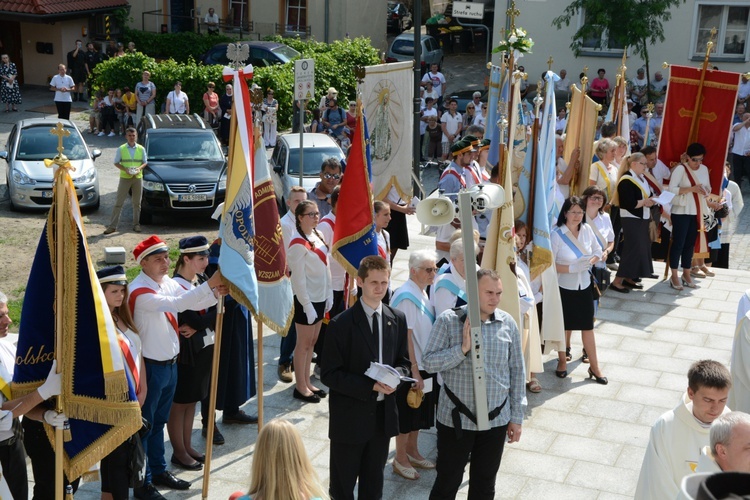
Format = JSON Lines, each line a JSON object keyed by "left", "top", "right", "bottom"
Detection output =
{"left": 0, "top": 151, "right": 7, "bottom": 161}
{"left": 91, "top": 149, "right": 102, "bottom": 160}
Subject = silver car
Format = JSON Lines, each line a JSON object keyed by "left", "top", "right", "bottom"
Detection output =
{"left": 1, "top": 119, "right": 101, "bottom": 211}
{"left": 270, "top": 133, "right": 346, "bottom": 213}
{"left": 385, "top": 33, "right": 444, "bottom": 76}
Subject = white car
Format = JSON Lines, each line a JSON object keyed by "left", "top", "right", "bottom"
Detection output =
{"left": 270, "top": 133, "right": 346, "bottom": 213}
{"left": 1, "top": 118, "right": 101, "bottom": 211}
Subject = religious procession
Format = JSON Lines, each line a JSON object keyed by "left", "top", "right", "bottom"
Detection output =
{"left": 2, "top": 1, "right": 750, "bottom": 499}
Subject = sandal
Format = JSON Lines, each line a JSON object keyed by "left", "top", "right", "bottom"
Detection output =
{"left": 581, "top": 349, "right": 590, "bottom": 364}
{"left": 690, "top": 266, "right": 706, "bottom": 278}
{"left": 527, "top": 377, "right": 542, "bottom": 393}
{"left": 408, "top": 453, "right": 436, "bottom": 469}
{"left": 393, "top": 459, "right": 420, "bottom": 480}
{"left": 565, "top": 347, "right": 572, "bottom": 361}
{"left": 699, "top": 265, "right": 715, "bottom": 277}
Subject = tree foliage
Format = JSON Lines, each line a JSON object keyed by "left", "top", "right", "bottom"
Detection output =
{"left": 552, "top": 0, "right": 686, "bottom": 79}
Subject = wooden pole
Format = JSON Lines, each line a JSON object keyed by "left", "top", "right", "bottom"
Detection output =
{"left": 54, "top": 164, "right": 64, "bottom": 500}
{"left": 570, "top": 69, "right": 589, "bottom": 196}
{"left": 201, "top": 295, "right": 225, "bottom": 500}
{"left": 689, "top": 28, "right": 717, "bottom": 144}
{"left": 257, "top": 321, "right": 264, "bottom": 430}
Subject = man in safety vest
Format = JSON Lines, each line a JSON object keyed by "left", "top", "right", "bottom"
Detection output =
{"left": 104, "top": 127, "right": 147, "bottom": 235}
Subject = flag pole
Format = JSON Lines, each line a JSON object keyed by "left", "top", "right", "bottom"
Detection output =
{"left": 689, "top": 27, "right": 717, "bottom": 144}
{"left": 202, "top": 295, "right": 225, "bottom": 500}
{"left": 257, "top": 321, "right": 264, "bottom": 430}
{"left": 526, "top": 81, "right": 543, "bottom": 229}
{"left": 570, "top": 67, "right": 588, "bottom": 197}
{"left": 49, "top": 122, "right": 71, "bottom": 500}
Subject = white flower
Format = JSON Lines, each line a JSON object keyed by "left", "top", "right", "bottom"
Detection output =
{"left": 516, "top": 28, "right": 526, "bottom": 37}
{"left": 509, "top": 35, "right": 518, "bottom": 44}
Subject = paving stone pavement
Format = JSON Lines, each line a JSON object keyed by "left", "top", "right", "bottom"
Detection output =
{"left": 7, "top": 57, "right": 750, "bottom": 499}
{"left": 58, "top": 189, "right": 749, "bottom": 499}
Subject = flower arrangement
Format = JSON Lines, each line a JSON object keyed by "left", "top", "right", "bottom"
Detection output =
{"left": 493, "top": 27, "right": 534, "bottom": 57}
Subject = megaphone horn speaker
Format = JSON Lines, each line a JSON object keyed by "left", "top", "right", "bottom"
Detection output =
{"left": 468, "top": 184, "right": 505, "bottom": 213}
{"left": 416, "top": 196, "right": 455, "bottom": 226}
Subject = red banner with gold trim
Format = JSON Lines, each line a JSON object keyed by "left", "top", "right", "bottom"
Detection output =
{"left": 658, "top": 65, "right": 739, "bottom": 194}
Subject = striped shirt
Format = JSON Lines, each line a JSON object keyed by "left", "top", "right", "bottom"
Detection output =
{"left": 422, "top": 306, "right": 526, "bottom": 430}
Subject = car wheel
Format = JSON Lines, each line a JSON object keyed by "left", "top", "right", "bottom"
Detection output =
{"left": 139, "top": 210, "right": 153, "bottom": 225}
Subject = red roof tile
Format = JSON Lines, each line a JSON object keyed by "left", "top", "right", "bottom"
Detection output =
{"left": 0, "top": 0, "right": 127, "bottom": 15}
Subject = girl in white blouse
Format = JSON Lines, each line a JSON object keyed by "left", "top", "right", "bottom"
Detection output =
{"left": 667, "top": 143, "right": 724, "bottom": 290}
{"left": 288, "top": 200, "right": 333, "bottom": 403}
{"left": 551, "top": 197, "right": 607, "bottom": 385}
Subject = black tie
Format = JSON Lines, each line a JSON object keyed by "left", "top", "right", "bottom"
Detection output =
{"left": 372, "top": 312, "right": 379, "bottom": 338}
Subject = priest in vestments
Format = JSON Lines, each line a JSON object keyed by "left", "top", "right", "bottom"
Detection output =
{"left": 635, "top": 360, "right": 732, "bottom": 499}
{"left": 728, "top": 305, "right": 750, "bottom": 414}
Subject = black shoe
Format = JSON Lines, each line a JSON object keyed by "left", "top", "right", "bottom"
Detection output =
{"left": 133, "top": 483, "right": 166, "bottom": 500}
{"left": 610, "top": 284, "right": 630, "bottom": 293}
{"left": 293, "top": 388, "right": 321, "bottom": 403}
{"left": 170, "top": 454, "right": 202, "bottom": 471}
{"left": 201, "top": 424, "right": 225, "bottom": 445}
{"left": 151, "top": 471, "right": 190, "bottom": 490}
{"left": 623, "top": 280, "right": 643, "bottom": 289}
{"left": 312, "top": 388, "right": 327, "bottom": 398}
{"left": 555, "top": 369, "right": 567, "bottom": 378}
{"left": 565, "top": 347, "right": 572, "bottom": 361}
{"left": 189, "top": 452, "right": 205, "bottom": 463}
{"left": 223, "top": 410, "right": 258, "bottom": 424}
{"left": 588, "top": 367, "right": 608, "bottom": 385}
{"left": 581, "top": 348, "right": 589, "bottom": 364}
{"left": 647, "top": 274, "right": 659, "bottom": 279}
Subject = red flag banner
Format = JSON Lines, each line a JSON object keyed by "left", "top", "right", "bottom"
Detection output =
{"left": 658, "top": 65, "right": 739, "bottom": 194}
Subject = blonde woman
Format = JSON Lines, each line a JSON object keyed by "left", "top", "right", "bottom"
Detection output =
{"left": 229, "top": 419, "right": 328, "bottom": 500}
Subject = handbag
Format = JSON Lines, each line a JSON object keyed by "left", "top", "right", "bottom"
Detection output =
{"left": 127, "top": 417, "right": 151, "bottom": 488}
{"left": 591, "top": 266, "right": 610, "bottom": 295}
{"left": 406, "top": 388, "right": 424, "bottom": 409}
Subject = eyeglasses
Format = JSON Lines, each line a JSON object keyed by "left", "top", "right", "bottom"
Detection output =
{"left": 303, "top": 212, "right": 320, "bottom": 218}
{"left": 323, "top": 173, "right": 341, "bottom": 180}
{"left": 589, "top": 196, "right": 604, "bottom": 201}
{"left": 690, "top": 157, "right": 704, "bottom": 162}
{"left": 418, "top": 267, "right": 438, "bottom": 273}
{"left": 567, "top": 210, "right": 585, "bottom": 216}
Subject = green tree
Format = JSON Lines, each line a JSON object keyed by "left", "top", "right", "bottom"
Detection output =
{"left": 552, "top": 0, "right": 686, "bottom": 84}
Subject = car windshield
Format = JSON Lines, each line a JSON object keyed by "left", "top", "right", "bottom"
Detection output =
{"left": 146, "top": 132, "right": 223, "bottom": 161}
{"left": 287, "top": 148, "right": 343, "bottom": 176}
{"left": 270, "top": 45, "right": 300, "bottom": 63}
{"left": 15, "top": 125, "right": 89, "bottom": 161}
{"left": 390, "top": 39, "right": 415, "bottom": 56}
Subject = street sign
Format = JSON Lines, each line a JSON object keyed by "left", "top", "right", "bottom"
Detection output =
{"left": 452, "top": 1, "right": 484, "bottom": 19}
{"left": 294, "top": 59, "right": 315, "bottom": 102}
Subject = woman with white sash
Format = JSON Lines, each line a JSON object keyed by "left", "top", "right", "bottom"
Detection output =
{"left": 551, "top": 197, "right": 607, "bottom": 385}
{"left": 589, "top": 138, "right": 619, "bottom": 206}
{"left": 390, "top": 250, "right": 438, "bottom": 480}
{"left": 610, "top": 153, "right": 656, "bottom": 293}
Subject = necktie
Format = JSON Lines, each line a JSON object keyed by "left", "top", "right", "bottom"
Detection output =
{"left": 372, "top": 312, "right": 379, "bottom": 338}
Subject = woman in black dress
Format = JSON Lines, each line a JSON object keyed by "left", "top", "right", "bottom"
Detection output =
{"left": 167, "top": 236, "right": 215, "bottom": 470}
{"left": 219, "top": 83, "right": 233, "bottom": 145}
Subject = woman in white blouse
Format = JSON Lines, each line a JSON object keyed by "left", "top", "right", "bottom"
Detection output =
{"left": 551, "top": 197, "right": 607, "bottom": 385}
{"left": 589, "top": 138, "right": 619, "bottom": 205}
{"left": 288, "top": 200, "right": 333, "bottom": 403}
{"left": 667, "top": 143, "right": 723, "bottom": 290}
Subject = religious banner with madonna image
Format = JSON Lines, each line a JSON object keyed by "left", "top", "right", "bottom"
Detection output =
{"left": 363, "top": 61, "right": 414, "bottom": 202}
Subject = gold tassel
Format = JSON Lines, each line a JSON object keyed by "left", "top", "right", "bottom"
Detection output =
{"left": 103, "top": 372, "right": 129, "bottom": 401}
{"left": 64, "top": 398, "right": 140, "bottom": 426}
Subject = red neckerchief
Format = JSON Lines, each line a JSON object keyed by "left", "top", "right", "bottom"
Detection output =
{"left": 128, "top": 287, "right": 179, "bottom": 339}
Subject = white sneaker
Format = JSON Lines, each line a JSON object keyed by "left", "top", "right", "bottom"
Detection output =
{"left": 97, "top": 132, "right": 105, "bottom": 137}
{"left": 108, "top": 132, "right": 116, "bottom": 137}
{"left": 313, "top": 364, "right": 321, "bottom": 380}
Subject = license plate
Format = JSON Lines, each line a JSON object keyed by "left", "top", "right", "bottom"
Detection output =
{"left": 41, "top": 191, "right": 53, "bottom": 198}
{"left": 178, "top": 194, "right": 207, "bottom": 202}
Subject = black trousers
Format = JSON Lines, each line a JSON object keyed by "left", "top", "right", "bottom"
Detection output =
{"left": 0, "top": 424, "right": 28, "bottom": 500}
{"left": 429, "top": 422, "right": 508, "bottom": 500}
{"left": 329, "top": 402, "right": 389, "bottom": 500}
{"left": 22, "top": 418, "right": 80, "bottom": 499}
{"left": 55, "top": 101, "right": 72, "bottom": 120}
{"left": 732, "top": 153, "right": 750, "bottom": 186}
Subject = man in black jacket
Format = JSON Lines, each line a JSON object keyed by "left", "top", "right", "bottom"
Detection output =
{"left": 322, "top": 256, "right": 410, "bottom": 500}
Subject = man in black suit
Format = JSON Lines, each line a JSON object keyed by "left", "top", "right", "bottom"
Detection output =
{"left": 322, "top": 255, "right": 410, "bottom": 500}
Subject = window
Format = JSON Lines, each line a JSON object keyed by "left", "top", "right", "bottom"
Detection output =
{"left": 577, "top": 10, "right": 625, "bottom": 55}
{"left": 694, "top": 4, "right": 749, "bottom": 58}
{"left": 286, "top": 0, "right": 307, "bottom": 33}
{"left": 229, "top": 0, "right": 249, "bottom": 27}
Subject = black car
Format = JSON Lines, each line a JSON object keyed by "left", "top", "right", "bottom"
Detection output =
{"left": 199, "top": 40, "right": 300, "bottom": 67}
{"left": 387, "top": 1, "right": 413, "bottom": 33}
{"left": 136, "top": 114, "right": 226, "bottom": 223}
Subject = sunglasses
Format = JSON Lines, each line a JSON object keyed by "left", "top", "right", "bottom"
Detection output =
{"left": 323, "top": 173, "right": 341, "bottom": 180}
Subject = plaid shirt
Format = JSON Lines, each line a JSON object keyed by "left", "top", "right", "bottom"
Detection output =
{"left": 422, "top": 306, "right": 526, "bottom": 431}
